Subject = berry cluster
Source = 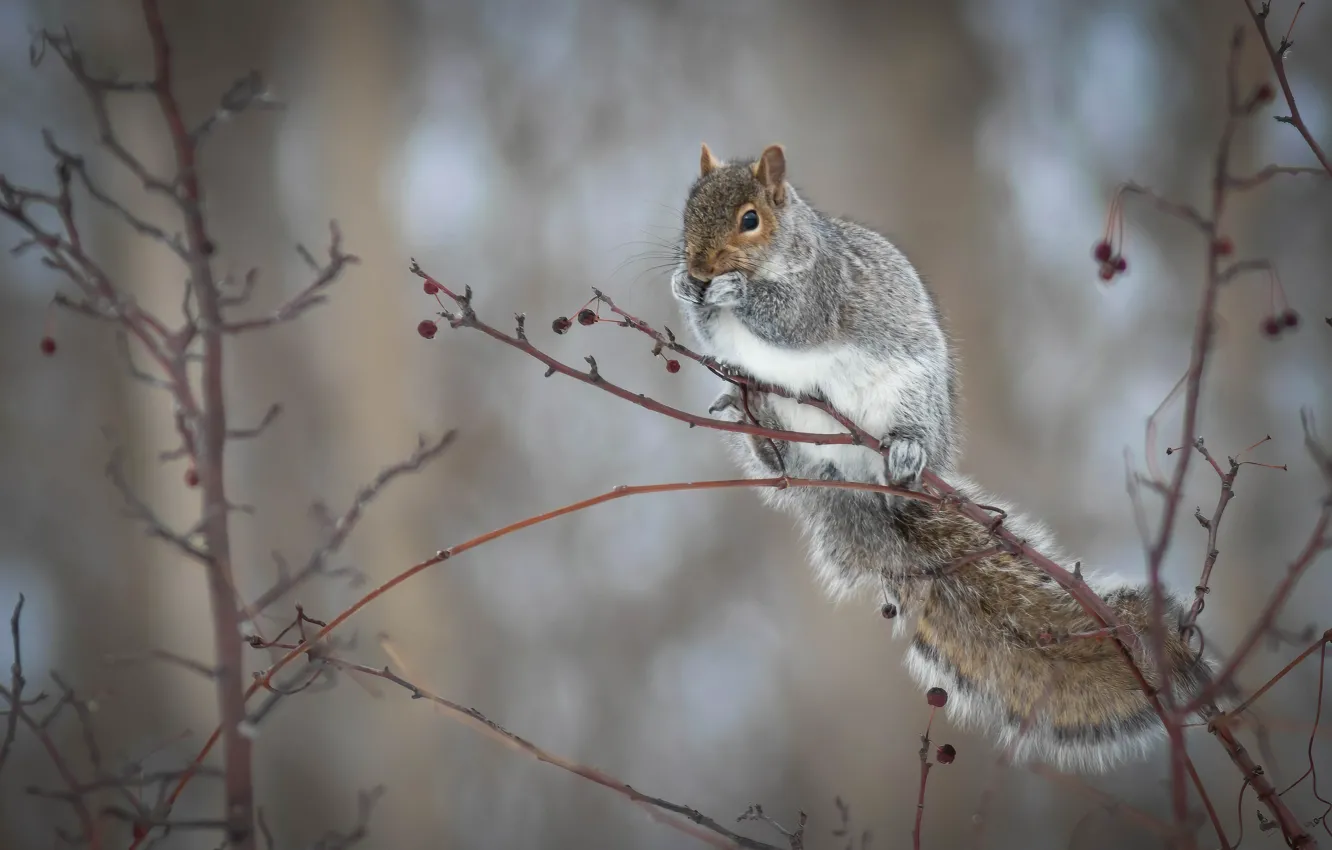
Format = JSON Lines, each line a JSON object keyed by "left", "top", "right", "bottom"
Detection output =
{"left": 1263, "top": 309, "right": 1300, "bottom": 338}
{"left": 922, "top": 687, "right": 957, "bottom": 765}
{"left": 1091, "top": 240, "right": 1127, "bottom": 282}
{"left": 1257, "top": 266, "right": 1299, "bottom": 339}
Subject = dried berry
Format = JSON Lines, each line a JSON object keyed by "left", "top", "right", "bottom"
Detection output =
{"left": 1097, "top": 266, "right": 1115, "bottom": 282}
{"left": 1262, "top": 316, "right": 1282, "bottom": 337}
{"left": 936, "top": 743, "right": 957, "bottom": 764}
{"left": 665, "top": 359, "right": 681, "bottom": 373}
{"left": 1113, "top": 256, "right": 1127, "bottom": 272}
{"left": 1213, "top": 237, "right": 1234, "bottom": 256}
{"left": 423, "top": 280, "right": 440, "bottom": 295}
{"left": 417, "top": 320, "right": 438, "bottom": 339}
{"left": 184, "top": 467, "right": 199, "bottom": 488}
{"left": 880, "top": 602, "right": 898, "bottom": 619}
{"left": 1256, "top": 83, "right": 1275, "bottom": 104}
{"left": 1092, "top": 241, "right": 1112, "bottom": 263}
{"left": 926, "top": 687, "right": 948, "bottom": 708}
{"left": 1281, "top": 309, "right": 1299, "bottom": 329}
{"left": 39, "top": 336, "right": 56, "bottom": 356}
{"left": 552, "top": 316, "right": 572, "bottom": 335}
{"left": 577, "top": 308, "right": 597, "bottom": 326}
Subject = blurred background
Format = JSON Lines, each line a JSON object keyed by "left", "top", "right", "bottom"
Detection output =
{"left": 1, "top": 1, "right": 1330, "bottom": 848}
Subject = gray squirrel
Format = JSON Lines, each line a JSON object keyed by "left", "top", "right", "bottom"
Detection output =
{"left": 671, "top": 143, "right": 1215, "bottom": 773}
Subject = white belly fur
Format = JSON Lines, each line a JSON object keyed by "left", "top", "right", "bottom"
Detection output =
{"left": 707, "top": 309, "right": 909, "bottom": 482}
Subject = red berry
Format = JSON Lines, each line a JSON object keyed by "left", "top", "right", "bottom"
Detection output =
{"left": 1097, "top": 266, "right": 1115, "bottom": 282}
{"left": 1262, "top": 316, "right": 1282, "bottom": 337}
{"left": 417, "top": 320, "right": 438, "bottom": 339}
{"left": 665, "top": 359, "right": 681, "bottom": 373}
{"left": 1281, "top": 309, "right": 1299, "bottom": 328}
{"left": 936, "top": 743, "right": 957, "bottom": 764}
{"left": 1113, "top": 256, "right": 1127, "bottom": 272}
{"left": 926, "top": 687, "right": 948, "bottom": 708}
{"left": 423, "top": 280, "right": 440, "bottom": 295}
{"left": 132, "top": 823, "right": 148, "bottom": 840}
{"left": 577, "top": 308, "right": 597, "bottom": 326}
{"left": 880, "top": 602, "right": 898, "bottom": 619}
{"left": 1214, "top": 237, "right": 1234, "bottom": 256}
{"left": 39, "top": 336, "right": 56, "bottom": 356}
{"left": 184, "top": 467, "right": 199, "bottom": 488}
{"left": 1092, "top": 241, "right": 1112, "bottom": 263}
{"left": 552, "top": 317, "right": 572, "bottom": 334}
{"left": 1256, "top": 83, "right": 1275, "bottom": 104}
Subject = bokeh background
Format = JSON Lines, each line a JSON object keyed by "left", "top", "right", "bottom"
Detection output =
{"left": 2, "top": 1, "right": 1330, "bottom": 848}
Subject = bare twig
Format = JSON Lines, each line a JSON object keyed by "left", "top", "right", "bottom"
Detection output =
{"left": 245, "top": 429, "right": 459, "bottom": 615}
{"left": 332, "top": 651, "right": 781, "bottom": 850}
{"left": 1244, "top": 0, "right": 1332, "bottom": 177}
{"left": 0, "top": 600, "right": 101, "bottom": 848}
{"left": 106, "top": 649, "right": 219, "bottom": 680}
{"left": 0, "top": 595, "right": 27, "bottom": 775}
{"left": 222, "top": 222, "right": 358, "bottom": 332}
{"left": 106, "top": 451, "right": 209, "bottom": 563}
{"left": 738, "top": 804, "right": 806, "bottom": 850}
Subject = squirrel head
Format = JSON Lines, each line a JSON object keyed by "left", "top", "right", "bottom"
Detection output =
{"left": 682, "top": 143, "right": 789, "bottom": 282}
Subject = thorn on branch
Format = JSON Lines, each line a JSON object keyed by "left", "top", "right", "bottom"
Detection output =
{"left": 585, "top": 355, "right": 600, "bottom": 382}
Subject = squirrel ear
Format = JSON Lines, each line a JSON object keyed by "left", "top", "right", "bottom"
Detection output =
{"left": 753, "top": 145, "right": 787, "bottom": 204}
{"left": 700, "top": 143, "right": 722, "bottom": 177}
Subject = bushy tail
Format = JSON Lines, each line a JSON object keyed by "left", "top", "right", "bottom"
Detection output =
{"left": 896, "top": 483, "right": 1215, "bottom": 774}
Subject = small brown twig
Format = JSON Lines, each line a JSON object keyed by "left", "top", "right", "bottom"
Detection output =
{"left": 0, "top": 599, "right": 102, "bottom": 848}
{"left": 244, "top": 429, "right": 458, "bottom": 615}
{"left": 295, "top": 646, "right": 784, "bottom": 850}
{"left": 1244, "top": 0, "right": 1332, "bottom": 177}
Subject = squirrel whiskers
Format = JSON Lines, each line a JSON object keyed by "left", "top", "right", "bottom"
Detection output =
{"left": 672, "top": 143, "right": 1215, "bottom": 773}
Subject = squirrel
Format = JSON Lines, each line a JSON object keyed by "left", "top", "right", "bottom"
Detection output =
{"left": 670, "top": 143, "right": 1217, "bottom": 773}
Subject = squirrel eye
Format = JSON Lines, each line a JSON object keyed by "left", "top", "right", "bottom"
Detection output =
{"left": 740, "top": 209, "right": 759, "bottom": 232}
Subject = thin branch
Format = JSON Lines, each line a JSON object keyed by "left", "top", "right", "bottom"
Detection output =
{"left": 0, "top": 595, "right": 26, "bottom": 775}
{"left": 31, "top": 28, "right": 178, "bottom": 199}
{"left": 41, "top": 130, "right": 188, "bottom": 258}
{"left": 105, "top": 649, "right": 219, "bottom": 680}
{"left": 222, "top": 222, "right": 359, "bottom": 332}
{"left": 1244, "top": 0, "right": 1332, "bottom": 177}
{"left": 316, "top": 651, "right": 779, "bottom": 850}
{"left": 1229, "top": 629, "right": 1332, "bottom": 720}
{"left": 1185, "top": 502, "right": 1331, "bottom": 714}
{"left": 244, "top": 429, "right": 459, "bottom": 615}
{"left": 106, "top": 451, "right": 209, "bottom": 563}
{"left": 1228, "top": 164, "right": 1328, "bottom": 191}
{"left": 0, "top": 598, "right": 101, "bottom": 848}
{"left": 1119, "top": 181, "right": 1212, "bottom": 232}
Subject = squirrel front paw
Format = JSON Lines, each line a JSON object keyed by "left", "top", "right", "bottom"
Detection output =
{"left": 702, "top": 271, "right": 746, "bottom": 307}
{"left": 708, "top": 388, "right": 743, "bottom": 419}
{"left": 882, "top": 438, "right": 927, "bottom": 489}
{"left": 670, "top": 268, "right": 706, "bottom": 305}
